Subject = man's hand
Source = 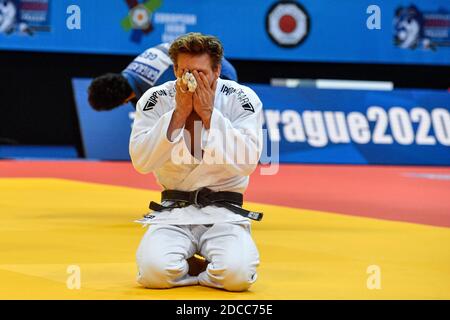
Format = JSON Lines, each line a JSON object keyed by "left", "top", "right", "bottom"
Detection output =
{"left": 167, "top": 78, "right": 193, "bottom": 141}
{"left": 193, "top": 70, "right": 217, "bottom": 130}
{"left": 175, "top": 77, "right": 194, "bottom": 119}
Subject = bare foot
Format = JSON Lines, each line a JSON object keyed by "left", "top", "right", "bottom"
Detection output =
{"left": 187, "top": 254, "right": 208, "bottom": 276}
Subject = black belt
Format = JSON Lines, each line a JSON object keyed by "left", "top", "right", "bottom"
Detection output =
{"left": 147, "top": 187, "right": 263, "bottom": 221}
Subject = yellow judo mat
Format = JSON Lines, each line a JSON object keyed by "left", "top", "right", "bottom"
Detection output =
{"left": 0, "top": 177, "right": 449, "bottom": 299}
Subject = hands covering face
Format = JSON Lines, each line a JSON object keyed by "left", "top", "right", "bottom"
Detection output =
{"left": 192, "top": 70, "right": 217, "bottom": 128}
{"left": 175, "top": 69, "right": 217, "bottom": 128}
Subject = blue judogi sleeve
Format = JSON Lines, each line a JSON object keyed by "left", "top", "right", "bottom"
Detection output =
{"left": 122, "top": 43, "right": 174, "bottom": 101}
{"left": 122, "top": 43, "right": 238, "bottom": 104}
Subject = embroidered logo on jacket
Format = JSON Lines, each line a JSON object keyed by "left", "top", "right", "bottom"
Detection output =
{"left": 220, "top": 84, "right": 255, "bottom": 113}
{"left": 143, "top": 89, "right": 168, "bottom": 111}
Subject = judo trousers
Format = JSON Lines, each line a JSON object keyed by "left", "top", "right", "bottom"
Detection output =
{"left": 136, "top": 221, "right": 260, "bottom": 292}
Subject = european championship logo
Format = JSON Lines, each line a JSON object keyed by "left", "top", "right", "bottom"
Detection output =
{"left": 121, "top": 0, "right": 162, "bottom": 43}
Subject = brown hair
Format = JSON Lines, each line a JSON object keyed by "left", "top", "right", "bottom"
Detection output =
{"left": 168, "top": 32, "right": 224, "bottom": 70}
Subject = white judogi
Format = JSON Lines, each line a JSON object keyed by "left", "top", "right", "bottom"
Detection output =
{"left": 130, "top": 78, "right": 263, "bottom": 291}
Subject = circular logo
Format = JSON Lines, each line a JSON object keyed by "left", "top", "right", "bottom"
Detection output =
{"left": 130, "top": 5, "right": 151, "bottom": 29}
{"left": 266, "top": 1, "right": 310, "bottom": 47}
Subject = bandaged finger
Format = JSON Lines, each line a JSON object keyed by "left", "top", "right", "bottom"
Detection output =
{"left": 180, "top": 71, "right": 197, "bottom": 92}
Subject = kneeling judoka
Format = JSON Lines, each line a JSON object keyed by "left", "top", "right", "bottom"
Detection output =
{"left": 129, "top": 32, "right": 264, "bottom": 292}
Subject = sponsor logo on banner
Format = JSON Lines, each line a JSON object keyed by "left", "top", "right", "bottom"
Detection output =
{"left": 394, "top": 5, "right": 450, "bottom": 50}
{"left": 0, "top": 0, "right": 50, "bottom": 36}
{"left": 153, "top": 12, "right": 197, "bottom": 43}
{"left": 264, "top": 107, "right": 450, "bottom": 147}
{"left": 266, "top": 0, "right": 310, "bottom": 47}
{"left": 121, "top": 0, "right": 162, "bottom": 43}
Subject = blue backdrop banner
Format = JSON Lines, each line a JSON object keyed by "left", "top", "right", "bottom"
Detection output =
{"left": 72, "top": 78, "right": 135, "bottom": 160}
{"left": 253, "top": 85, "right": 450, "bottom": 165}
{"left": 72, "top": 78, "right": 450, "bottom": 165}
{"left": 2, "top": 0, "right": 450, "bottom": 65}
